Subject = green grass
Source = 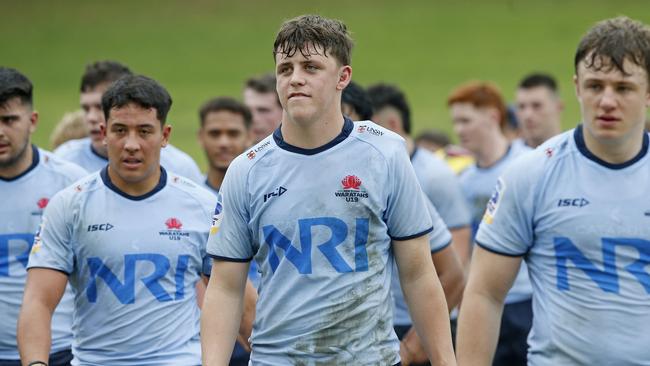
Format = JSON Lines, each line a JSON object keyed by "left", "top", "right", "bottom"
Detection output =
{"left": 2, "top": 0, "right": 648, "bottom": 170}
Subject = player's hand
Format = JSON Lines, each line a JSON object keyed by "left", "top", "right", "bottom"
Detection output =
{"left": 401, "top": 328, "right": 429, "bottom": 365}
{"left": 400, "top": 341, "right": 413, "bottom": 366}
{"left": 236, "top": 334, "right": 251, "bottom": 352}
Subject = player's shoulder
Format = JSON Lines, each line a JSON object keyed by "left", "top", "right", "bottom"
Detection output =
{"left": 413, "top": 147, "right": 455, "bottom": 176}
{"left": 504, "top": 130, "right": 574, "bottom": 181}
{"left": 351, "top": 120, "right": 406, "bottom": 158}
{"left": 53, "top": 137, "right": 90, "bottom": 156}
{"left": 232, "top": 134, "right": 276, "bottom": 172}
{"left": 162, "top": 143, "right": 194, "bottom": 163}
{"left": 37, "top": 148, "right": 89, "bottom": 180}
{"left": 166, "top": 171, "right": 218, "bottom": 213}
{"left": 49, "top": 170, "right": 103, "bottom": 208}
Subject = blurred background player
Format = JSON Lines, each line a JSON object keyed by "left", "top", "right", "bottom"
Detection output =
{"left": 54, "top": 60, "right": 203, "bottom": 182}
{"left": 243, "top": 73, "right": 283, "bottom": 144}
{"left": 18, "top": 75, "right": 254, "bottom": 365}
{"left": 458, "top": 16, "right": 650, "bottom": 365}
{"left": 414, "top": 128, "right": 474, "bottom": 175}
{"left": 341, "top": 80, "right": 373, "bottom": 121}
{"left": 448, "top": 81, "right": 532, "bottom": 366}
{"left": 49, "top": 110, "right": 85, "bottom": 150}
{"left": 515, "top": 72, "right": 564, "bottom": 148}
{"left": 202, "top": 14, "right": 455, "bottom": 365}
{"left": 367, "top": 82, "right": 467, "bottom": 365}
{"left": 196, "top": 96, "right": 257, "bottom": 366}
{"left": 0, "top": 67, "right": 86, "bottom": 366}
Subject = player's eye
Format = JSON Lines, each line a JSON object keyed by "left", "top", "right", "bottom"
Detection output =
{"left": 616, "top": 85, "right": 632, "bottom": 93}
{"left": 586, "top": 83, "right": 603, "bottom": 91}
{"left": 305, "top": 64, "right": 318, "bottom": 72}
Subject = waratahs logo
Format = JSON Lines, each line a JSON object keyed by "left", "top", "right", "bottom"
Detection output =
{"left": 341, "top": 175, "right": 362, "bottom": 190}
{"left": 335, "top": 175, "right": 368, "bottom": 202}
{"left": 160, "top": 217, "right": 188, "bottom": 241}
{"left": 37, "top": 198, "right": 49, "bottom": 209}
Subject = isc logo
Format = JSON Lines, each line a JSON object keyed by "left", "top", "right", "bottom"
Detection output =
{"left": 557, "top": 198, "right": 590, "bottom": 207}
{"left": 87, "top": 223, "right": 114, "bottom": 232}
{"left": 554, "top": 237, "right": 650, "bottom": 294}
{"left": 0, "top": 233, "right": 33, "bottom": 277}
{"left": 263, "top": 217, "right": 369, "bottom": 274}
{"left": 86, "top": 254, "right": 191, "bottom": 304}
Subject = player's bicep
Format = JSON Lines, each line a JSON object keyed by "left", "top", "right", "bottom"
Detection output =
{"left": 208, "top": 259, "right": 250, "bottom": 295}
{"left": 393, "top": 234, "right": 436, "bottom": 284}
{"left": 23, "top": 268, "right": 68, "bottom": 312}
{"left": 464, "top": 245, "right": 522, "bottom": 304}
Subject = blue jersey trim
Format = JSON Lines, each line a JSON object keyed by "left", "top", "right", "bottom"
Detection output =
{"left": 208, "top": 254, "right": 253, "bottom": 263}
{"left": 273, "top": 117, "right": 353, "bottom": 155}
{"left": 574, "top": 124, "right": 649, "bottom": 169}
{"left": 0, "top": 144, "right": 39, "bottom": 182}
{"left": 27, "top": 266, "right": 71, "bottom": 276}
{"left": 431, "top": 239, "right": 452, "bottom": 254}
{"left": 204, "top": 179, "right": 219, "bottom": 193}
{"left": 90, "top": 143, "right": 108, "bottom": 161}
{"left": 475, "top": 240, "right": 526, "bottom": 257}
{"left": 391, "top": 226, "right": 433, "bottom": 241}
{"left": 100, "top": 166, "right": 167, "bottom": 201}
{"left": 409, "top": 146, "right": 418, "bottom": 161}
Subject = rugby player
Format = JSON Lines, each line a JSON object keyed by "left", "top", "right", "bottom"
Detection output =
{"left": 201, "top": 14, "right": 455, "bottom": 365}
{"left": 515, "top": 73, "right": 564, "bottom": 148}
{"left": 457, "top": 16, "right": 650, "bottom": 365}
{"left": 243, "top": 73, "right": 283, "bottom": 144}
{"left": 0, "top": 67, "right": 85, "bottom": 366}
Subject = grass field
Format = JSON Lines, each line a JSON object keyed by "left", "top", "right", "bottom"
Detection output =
{"left": 2, "top": 0, "right": 649, "bottom": 170}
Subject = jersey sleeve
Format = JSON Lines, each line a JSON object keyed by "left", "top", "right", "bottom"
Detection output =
{"left": 206, "top": 157, "right": 254, "bottom": 261}
{"left": 385, "top": 146, "right": 433, "bottom": 240}
{"left": 425, "top": 198, "right": 452, "bottom": 253}
{"left": 475, "top": 152, "right": 539, "bottom": 256}
{"left": 26, "top": 190, "right": 75, "bottom": 274}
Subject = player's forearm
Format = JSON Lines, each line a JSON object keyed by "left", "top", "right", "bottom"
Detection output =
{"left": 200, "top": 280, "right": 245, "bottom": 366}
{"left": 434, "top": 254, "right": 465, "bottom": 311}
{"left": 401, "top": 271, "right": 456, "bottom": 366}
{"left": 17, "top": 301, "right": 53, "bottom": 366}
{"left": 455, "top": 290, "right": 504, "bottom": 366}
{"left": 238, "top": 279, "right": 258, "bottom": 351}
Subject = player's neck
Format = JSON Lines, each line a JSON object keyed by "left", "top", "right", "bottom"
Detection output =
{"left": 107, "top": 165, "right": 162, "bottom": 197}
{"left": 0, "top": 143, "right": 33, "bottom": 179}
{"left": 582, "top": 124, "right": 645, "bottom": 164}
{"left": 206, "top": 167, "right": 226, "bottom": 191}
{"left": 91, "top": 141, "right": 108, "bottom": 158}
{"left": 475, "top": 135, "right": 508, "bottom": 168}
{"left": 281, "top": 111, "right": 345, "bottom": 149}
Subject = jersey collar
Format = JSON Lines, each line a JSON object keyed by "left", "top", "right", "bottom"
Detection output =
{"left": 100, "top": 166, "right": 167, "bottom": 200}
{"left": 273, "top": 117, "right": 354, "bottom": 155}
{"left": 574, "top": 124, "right": 649, "bottom": 170}
{"left": 0, "top": 144, "right": 40, "bottom": 182}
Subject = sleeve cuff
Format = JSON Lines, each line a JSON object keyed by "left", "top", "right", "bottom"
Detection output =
{"left": 208, "top": 254, "right": 253, "bottom": 263}
{"left": 475, "top": 240, "right": 526, "bottom": 257}
{"left": 390, "top": 226, "right": 434, "bottom": 241}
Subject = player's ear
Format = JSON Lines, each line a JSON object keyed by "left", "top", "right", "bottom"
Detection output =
{"left": 161, "top": 124, "right": 171, "bottom": 148}
{"left": 336, "top": 65, "right": 352, "bottom": 91}
{"left": 100, "top": 123, "right": 107, "bottom": 146}
{"left": 573, "top": 74, "right": 581, "bottom": 99}
{"left": 29, "top": 110, "right": 39, "bottom": 133}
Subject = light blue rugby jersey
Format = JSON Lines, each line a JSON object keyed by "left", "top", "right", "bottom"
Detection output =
{"left": 207, "top": 119, "right": 434, "bottom": 365}
{"left": 391, "top": 198, "right": 451, "bottom": 326}
{"left": 411, "top": 147, "right": 471, "bottom": 229}
{"left": 460, "top": 142, "right": 532, "bottom": 304}
{"left": 477, "top": 126, "right": 650, "bottom": 365}
{"left": 54, "top": 137, "right": 204, "bottom": 183}
{"left": 0, "top": 146, "right": 85, "bottom": 360}
{"left": 27, "top": 167, "right": 214, "bottom": 366}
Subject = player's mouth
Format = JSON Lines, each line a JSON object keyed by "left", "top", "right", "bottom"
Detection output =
{"left": 288, "top": 92, "right": 310, "bottom": 100}
{"left": 121, "top": 157, "right": 143, "bottom": 169}
{"left": 596, "top": 115, "right": 620, "bottom": 127}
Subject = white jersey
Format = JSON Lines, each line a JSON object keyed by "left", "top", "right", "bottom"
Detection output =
{"left": 477, "top": 126, "right": 650, "bottom": 365}
{"left": 207, "top": 119, "right": 434, "bottom": 365}
{"left": 0, "top": 146, "right": 86, "bottom": 360}
{"left": 54, "top": 137, "right": 204, "bottom": 184}
{"left": 27, "top": 167, "right": 214, "bottom": 365}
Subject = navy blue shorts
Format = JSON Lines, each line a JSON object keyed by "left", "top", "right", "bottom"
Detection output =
{"left": 0, "top": 348, "right": 72, "bottom": 366}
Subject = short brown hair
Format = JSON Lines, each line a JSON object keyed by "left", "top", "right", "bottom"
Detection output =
{"left": 273, "top": 14, "right": 354, "bottom": 66}
{"left": 199, "top": 97, "right": 252, "bottom": 128}
{"left": 447, "top": 81, "right": 507, "bottom": 129}
{"left": 575, "top": 16, "right": 650, "bottom": 81}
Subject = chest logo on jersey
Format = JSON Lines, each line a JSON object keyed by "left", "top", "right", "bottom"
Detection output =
{"left": 159, "top": 217, "right": 189, "bottom": 241}
{"left": 87, "top": 223, "right": 114, "bottom": 232}
{"left": 247, "top": 140, "right": 271, "bottom": 160}
{"left": 557, "top": 198, "right": 590, "bottom": 208}
{"left": 264, "top": 186, "right": 287, "bottom": 202}
{"left": 334, "top": 175, "right": 368, "bottom": 202}
{"left": 30, "top": 197, "right": 49, "bottom": 216}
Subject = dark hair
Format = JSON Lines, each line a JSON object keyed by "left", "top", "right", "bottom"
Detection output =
{"left": 80, "top": 60, "right": 132, "bottom": 92}
{"left": 101, "top": 75, "right": 172, "bottom": 124}
{"left": 367, "top": 83, "right": 411, "bottom": 134}
{"left": 575, "top": 16, "right": 650, "bottom": 81}
{"left": 199, "top": 97, "right": 252, "bottom": 128}
{"left": 342, "top": 81, "right": 373, "bottom": 120}
{"left": 447, "top": 81, "right": 507, "bottom": 129}
{"left": 415, "top": 129, "right": 451, "bottom": 148}
{"left": 245, "top": 73, "right": 280, "bottom": 106}
{"left": 518, "top": 73, "right": 558, "bottom": 92}
{"left": 0, "top": 67, "right": 33, "bottom": 107}
{"left": 273, "top": 14, "right": 354, "bottom": 66}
